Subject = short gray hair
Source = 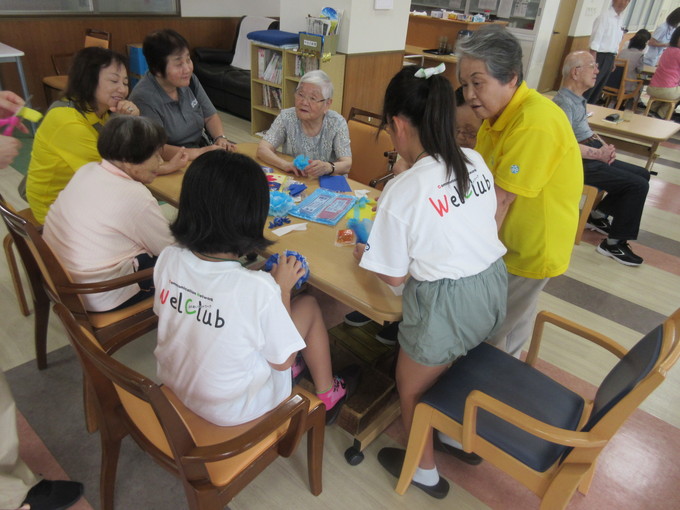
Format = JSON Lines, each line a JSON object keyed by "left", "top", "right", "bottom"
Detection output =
{"left": 561, "top": 51, "right": 589, "bottom": 78}
{"left": 297, "top": 70, "right": 334, "bottom": 99}
{"left": 456, "top": 25, "right": 524, "bottom": 85}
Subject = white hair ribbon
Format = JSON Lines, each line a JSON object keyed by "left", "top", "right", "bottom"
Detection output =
{"left": 414, "top": 62, "right": 446, "bottom": 79}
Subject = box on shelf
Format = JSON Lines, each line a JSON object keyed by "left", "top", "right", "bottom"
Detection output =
{"left": 299, "top": 32, "right": 337, "bottom": 56}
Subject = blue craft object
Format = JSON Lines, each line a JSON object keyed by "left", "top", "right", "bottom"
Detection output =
{"left": 290, "top": 188, "right": 358, "bottom": 226}
{"left": 269, "top": 191, "right": 295, "bottom": 217}
{"left": 263, "top": 250, "right": 310, "bottom": 289}
{"left": 268, "top": 216, "right": 291, "bottom": 228}
{"left": 288, "top": 183, "right": 307, "bottom": 197}
{"left": 347, "top": 218, "right": 373, "bottom": 244}
{"left": 293, "top": 155, "right": 309, "bottom": 170}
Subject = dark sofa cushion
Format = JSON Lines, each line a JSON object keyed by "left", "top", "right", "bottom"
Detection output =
{"left": 193, "top": 63, "right": 250, "bottom": 100}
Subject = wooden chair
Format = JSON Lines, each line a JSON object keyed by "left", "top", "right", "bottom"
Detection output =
{"left": 347, "top": 107, "right": 397, "bottom": 189}
{"left": 0, "top": 195, "right": 156, "bottom": 382}
{"left": 53, "top": 302, "right": 325, "bottom": 510}
{"left": 601, "top": 59, "right": 643, "bottom": 111}
{"left": 644, "top": 97, "right": 679, "bottom": 121}
{"left": 42, "top": 29, "right": 111, "bottom": 104}
{"left": 395, "top": 309, "right": 680, "bottom": 509}
{"left": 575, "top": 184, "right": 600, "bottom": 245}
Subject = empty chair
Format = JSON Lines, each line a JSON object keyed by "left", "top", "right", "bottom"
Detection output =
{"left": 395, "top": 309, "right": 680, "bottom": 509}
{"left": 347, "top": 107, "right": 396, "bottom": 189}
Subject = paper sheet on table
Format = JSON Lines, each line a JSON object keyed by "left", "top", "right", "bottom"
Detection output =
{"left": 319, "top": 175, "right": 352, "bottom": 192}
{"left": 272, "top": 223, "right": 308, "bottom": 236}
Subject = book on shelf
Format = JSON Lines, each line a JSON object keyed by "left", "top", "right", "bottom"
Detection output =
{"left": 262, "top": 53, "right": 282, "bottom": 84}
{"left": 294, "top": 54, "right": 319, "bottom": 77}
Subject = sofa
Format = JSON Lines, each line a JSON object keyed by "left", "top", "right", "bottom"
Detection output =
{"left": 193, "top": 16, "right": 279, "bottom": 120}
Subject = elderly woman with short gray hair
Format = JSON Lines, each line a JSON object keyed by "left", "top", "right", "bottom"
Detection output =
{"left": 257, "top": 70, "right": 352, "bottom": 177}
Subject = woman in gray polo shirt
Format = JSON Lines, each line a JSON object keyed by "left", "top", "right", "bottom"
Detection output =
{"left": 130, "top": 29, "right": 235, "bottom": 163}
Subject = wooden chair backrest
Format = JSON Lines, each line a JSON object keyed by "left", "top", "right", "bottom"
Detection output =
{"left": 347, "top": 107, "right": 395, "bottom": 187}
{"left": 84, "top": 28, "right": 111, "bottom": 49}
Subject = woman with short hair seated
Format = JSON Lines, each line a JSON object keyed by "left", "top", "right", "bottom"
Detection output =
{"left": 130, "top": 29, "right": 235, "bottom": 161}
{"left": 42, "top": 116, "right": 174, "bottom": 312}
{"left": 26, "top": 47, "right": 186, "bottom": 224}
{"left": 257, "top": 70, "right": 352, "bottom": 177}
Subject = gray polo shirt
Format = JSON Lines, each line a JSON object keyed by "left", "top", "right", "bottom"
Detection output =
{"left": 552, "top": 88, "right": 593, "bottom": 142}
{"left": 129, "top": 72, "right": 217, "bottom": 147}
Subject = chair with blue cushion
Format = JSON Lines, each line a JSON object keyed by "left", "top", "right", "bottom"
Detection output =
{"left": 395, "top": 309, "right": 680, "bottom": 509}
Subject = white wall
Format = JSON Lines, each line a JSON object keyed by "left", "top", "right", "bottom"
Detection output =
{"left": 521, "top": 0, "right": 560, "bottom": 89}
{"left": 280, "top": 0, "right": 411, "bottom": 54}
{"left": 180, "top": 0, "right": 279, "bottom": 17}
{"left": 570, "top": 0, "right": 609, "bottom": 37}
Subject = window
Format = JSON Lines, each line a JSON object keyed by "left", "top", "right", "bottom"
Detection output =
{"left": 0, "top": 0, "right": 178, "bottom": 15}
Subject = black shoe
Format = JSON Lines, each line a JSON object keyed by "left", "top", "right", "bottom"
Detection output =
{"left": 377, "top": 447, "right": 450, "bottom": 499}
{"left": 433, "top": 432, "right": 483, "bottom": 465}
{"left": 596, "top": 239, "right": 643, "bottom": 266}
{"left": 344, "top": 311, "right": 372, "bottom": 327}
{"left": 376, "top": 321, "right": 400, "bottom": 346}
{"left": 586, "top": 214, "right": 611, "bottom": 235}
{"left": 324, "top": 364, "right": 362, "bottom": 425}
{"left": 22, "top": 480, "right": 84, "bottom": 510}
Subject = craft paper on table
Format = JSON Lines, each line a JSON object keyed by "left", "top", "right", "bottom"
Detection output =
{"left": 319, "top": 174, "right": 352, "bottom": 192}
{"left": 290, "top": 188, "right": 357, "bottom": 226}
{"left": 272, "top": 223, "right": 308, "bottom": 237}
{"left": 266, "top": 173, "right": 289, "bottom": 191}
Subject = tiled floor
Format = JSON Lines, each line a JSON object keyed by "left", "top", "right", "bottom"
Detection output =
{"left": 1, "top": 109, "right": 679, "bottom": 509}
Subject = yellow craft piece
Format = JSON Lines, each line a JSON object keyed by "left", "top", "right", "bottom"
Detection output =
{"left": 17, "top": 106, "right": 43, "bottom": 123}
{"left": 354, "top": 199, "right": 377, "bottom": 221}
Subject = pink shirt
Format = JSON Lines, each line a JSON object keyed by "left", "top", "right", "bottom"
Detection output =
{"left": 43, "top": 160, "right": 174, "bottom": 311}
{"left": 649, "top": 46, "right": 680, "bottom": 88}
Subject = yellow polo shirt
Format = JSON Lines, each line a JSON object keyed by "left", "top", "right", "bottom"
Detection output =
{"left": 475, "top": 83, "right": 582, "bottom": 279}
{"left": 26, "top": 104, "right": 108, "bottom": 223}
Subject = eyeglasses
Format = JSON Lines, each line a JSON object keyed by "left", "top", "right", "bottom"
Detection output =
{"left": 294, "top": 90, "right": 327, "bottom": 104}
{"left": 576, "top": 63, "right": 599, "bottom": 69}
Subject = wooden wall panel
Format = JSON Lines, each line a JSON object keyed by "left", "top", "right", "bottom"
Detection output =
{"left": 341, "top": 51, "right": 404, "bottom": 119}
{"left": 0, "top": 17, "right": 241, "bottom": 110}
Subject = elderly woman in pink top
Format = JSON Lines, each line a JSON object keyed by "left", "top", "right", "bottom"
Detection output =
{"left": 647, "top": 26, "right": 680, "bottom": 119}
{"left": 43, "top": 116, "right": 185, "bottom": 311}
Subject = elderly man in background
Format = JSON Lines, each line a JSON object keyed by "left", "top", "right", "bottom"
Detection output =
{"left": 585, "top": 0, "right": 632, "bottom": 104}
{"left": 553, "top": 51, "right": 649, "bottom": 267}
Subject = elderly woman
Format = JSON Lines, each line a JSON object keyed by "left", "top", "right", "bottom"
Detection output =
{"left": 42, "top": 116, "right": 175, "bottom": 312}
{"left": 647, "top": 26, "right": 680, "bottom": 119}
{"left": 27, "top": 47, "right": 185, "bottom": 224}
{"left": 257, "top": 70, "right": 352, "bottom": 177}
{"left": 456, "top": 25, "right": 582, "bottom": 359}
{"left": 130, "top": 29, "right": 234, "bottom": 162}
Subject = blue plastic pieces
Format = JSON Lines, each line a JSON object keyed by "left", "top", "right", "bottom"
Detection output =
{"left": 293, "top": 155, "right": 309, "bottom": 171}
{"left": 263, "top": 250, "right": 310, "bottom": 289}
{"left": 347, "top": 218, "right": 373, "bottom": 244}
{"left": 269, "top": 191, "right": 295, "bottom": 217}
{"left": 268, "top": 216, "right": 291, "bottom": 229}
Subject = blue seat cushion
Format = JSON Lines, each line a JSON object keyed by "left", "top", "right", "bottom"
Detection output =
{"left": 421, "top": 342, "right": 585, "bottom": 472}
{"left": 247, "top": 30, "right": 299, "bottom": 47}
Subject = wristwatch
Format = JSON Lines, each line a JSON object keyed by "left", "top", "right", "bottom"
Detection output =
{"left": 214, "top": 135, "right": 227, "bottom": 143}
{"left": 329, "top": 162, "right": 336, "bottom": 175}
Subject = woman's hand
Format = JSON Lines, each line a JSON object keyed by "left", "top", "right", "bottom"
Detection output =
{"left": 0, "top": 135, "right": 21, "bottom": 170}
{"left": 0, "top": 90, "right": 24, "bottom": 118}
{"left": 302, "top": 159, "right": 334, "bottom": 178}
{"left": 160, "top": 147, "right": 189, "bottom": 174}
{"left": 213, "top": 136, "right": 236, "bottom": 151}
{"left": 112, "top": 99, "right": 139, "bottom": 116}
{"left": 271, "top": 254, "right": 305, "bottom": 293}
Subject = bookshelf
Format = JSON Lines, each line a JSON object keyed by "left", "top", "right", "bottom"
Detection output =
{"left": 250, "top": 41, "right": 346, "bottom": 136}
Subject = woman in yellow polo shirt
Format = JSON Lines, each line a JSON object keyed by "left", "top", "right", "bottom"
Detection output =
{"left": 26, "top": 47, "right": 185, "bottom": 223}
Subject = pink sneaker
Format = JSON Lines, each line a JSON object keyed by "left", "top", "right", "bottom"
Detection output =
{"left": 291, "top": 355, "right": 307, "bottom": 385}
{"left": 317, "top": 376, "right": 347, "bottom": 424}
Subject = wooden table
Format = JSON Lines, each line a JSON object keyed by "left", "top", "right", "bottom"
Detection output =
{"left": 587, "top": 103, "right": 680, "bottom": 174}
{"left": 147, "top": 143, "right": 403, "bottom": 325}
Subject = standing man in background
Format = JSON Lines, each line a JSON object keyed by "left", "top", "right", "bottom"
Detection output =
{"left": 585, "top": 0, "right": 632, "bottom": 104}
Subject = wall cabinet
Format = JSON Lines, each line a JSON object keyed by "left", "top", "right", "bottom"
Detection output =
{"left": 250, "top": 41, "right": 346, "bottom": 136}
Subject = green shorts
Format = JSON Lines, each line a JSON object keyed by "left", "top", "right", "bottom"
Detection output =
{"left": 398, "top": 258, "right": 507, "bottom": 366}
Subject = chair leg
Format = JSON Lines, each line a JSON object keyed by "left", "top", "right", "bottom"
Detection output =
{"left": 100, "top": 435, "right": 122, "bottom": 510}
{"left": 395, "top": 404, "right": 433, "bottom": 495}
{"left": 539, "top": 463, "right": 591, "bottom": 510}
{"left": 307, "top": 404, "right": 325, "bottom": 496}
{"left": 34, "top": 293, "right": 49, "bottom": 370}
{"left": 4, "top": 234, "right": 30, "bottom": 316}
{"left": 577, "top": 460, "right": 597, "bottom": 495}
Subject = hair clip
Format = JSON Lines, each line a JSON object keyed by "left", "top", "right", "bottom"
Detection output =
{"left": 414, "top": 63, "right": 446, "bottom": 79}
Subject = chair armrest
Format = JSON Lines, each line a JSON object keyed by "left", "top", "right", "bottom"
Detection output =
{"left": 57, "top": 267, "right": 154, "bottom": 295}
{"left": 462, "top": 390, "right": 608, "bottom": 449}
{"left": 369, "top": 172, "right": 394, "bottom": 188}
{"left": 182, "top": 392, "right": 310, "bottom": 463}
{"left": 194, "top": 47, "right": 235, "bottom": 65}
{"left": 525, "top": 310, "right": 628, "bottom": 366}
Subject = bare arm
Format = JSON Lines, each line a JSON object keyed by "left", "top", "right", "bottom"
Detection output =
{"left": 257, "top": 139, "right": 297, "bottom": 174}
{"left": 647, "top": 37, "right": 668, "bottom": 48}
{"left": 495, "top": 185, "right": 516, "bottom": 230}
{"left": 353, "top": 243, "right": 407, "bottom": 287}
{"left": 303, "top": 156, "right": 352, "bottom": 177}
{"left": 205, "top": 113, "right": 236, "bottom": 151}
{"left": 269, "top": 352, "right": 296, "bottom": 371}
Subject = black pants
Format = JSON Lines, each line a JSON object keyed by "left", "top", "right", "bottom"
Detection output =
{"left": 585, "top": 52, "right": 616, "bottom": 104}
{"left": 582, "top": 141, "right": 649, "bottom": 240}
{"left": 110, "top": 253, "right": 157, "bottom": 311}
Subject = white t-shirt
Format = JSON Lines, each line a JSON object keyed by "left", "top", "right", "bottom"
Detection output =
{"left": 43, "top": 160, "right": 173, "bottom": 311}
{"left": 360, "top": 150, "right": 506, "bottom": 281}
{"left": 153, "top": 246, "right": 306, "bottom": 426}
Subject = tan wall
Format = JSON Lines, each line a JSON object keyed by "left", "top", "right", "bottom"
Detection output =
{"left": 0, "top": 16, "right": 241, "bottom": 110}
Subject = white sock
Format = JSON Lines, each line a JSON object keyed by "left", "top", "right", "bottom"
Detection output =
{"left": 413, "top": 466, "right": 439, "bottom": 486}
{"left": 438, "top": 431, "right": 463, "bottom": 449}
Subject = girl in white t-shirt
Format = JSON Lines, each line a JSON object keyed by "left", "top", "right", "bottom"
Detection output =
{"left": 355, "top": 66, "right": 507, "bottom": 498}
{"left": 153, "top": 151, "right": 356, "bottom": 427}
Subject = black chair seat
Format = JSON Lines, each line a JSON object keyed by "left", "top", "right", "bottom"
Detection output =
{"left": 421, "top": 342, "right": 585, "bottom": 472}
{"left": 193, "top": 63, "right": 251, "bottom": 100}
